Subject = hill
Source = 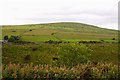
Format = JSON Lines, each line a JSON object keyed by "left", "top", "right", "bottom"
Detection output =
{"left": 2, "top": 22, "right": 119, "bottom": 79}
{"left": 2, "top": 22, "right": 118, "bottom": 42}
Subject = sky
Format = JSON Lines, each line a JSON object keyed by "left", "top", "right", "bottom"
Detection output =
{"left": 0, "top": 0, "right": 119, "bottom": 30}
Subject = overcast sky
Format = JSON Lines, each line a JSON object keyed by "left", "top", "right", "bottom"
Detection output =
{"left": 0, "top": 0, "right": 119, "bottom": 30}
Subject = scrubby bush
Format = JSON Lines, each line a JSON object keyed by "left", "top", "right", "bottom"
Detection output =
{"left": 4, "top": 35, "right": 8, "bottom": 41}
{"left": 51, "top": 33, "right": 55, "bottom": 35}
{"left": 112, "top": 38, "right": 115, "bottom": 40}
{"left": 29, "top": 29, "right": 32, "bottom": 31}
{"left": 8, "top": 35, "right": 21, "bottom": 42}
{"left": 101, "top": 40, "right": 104, "bottom": 42}
{"left": 45, "top": 40, "right": 62, "bottom": 44}
{"left": 8, "top": 36, "right": 16, "bottom": 42}
{"left": 79, "top": 41, "right": 88, "bottom": 43}
{"left": 12, "top": 30, "right": 16, "bottom": 32}
{"left": 56, "top": 43, "right": 92, "bottom": 66}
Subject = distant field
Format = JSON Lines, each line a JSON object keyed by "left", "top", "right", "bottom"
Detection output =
{"left": 2, "top": 22, "right": 118, "bottom": 42}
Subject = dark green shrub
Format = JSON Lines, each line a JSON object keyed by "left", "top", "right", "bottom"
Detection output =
{"left": 45, "top": 40, "right": 62, "bottom": 44}
{"left": 112, "top": 38, "right": 115, "bottom": 40}
{"left": 29, "top": 29, "right": 32, "bottom": 31}
{"left": 8, "top": 36, "right": 16, "bottom": 42}
{"left": 51, "top": 33, "right": 55, "bottom": 35}
{"left": 101, "top": 40, "right": 104, "bottom": 42}
{"left": 8, "top": 36, "right": 21, "bottom": 42}
{"left": 4, "top": 35, "right": 8, "bottom": 41}
{"left": 12, "top": 30, "right": 16, "bottom": 32}
{"left": 52, "top": 57, "right": 59, "bottom": 61}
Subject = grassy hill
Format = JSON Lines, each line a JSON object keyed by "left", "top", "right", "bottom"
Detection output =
{"left": 2, "top": 22, "right": 119, "bottom": 79}
{"left": 2, "top": 22, "right": 118, "bottom": 42}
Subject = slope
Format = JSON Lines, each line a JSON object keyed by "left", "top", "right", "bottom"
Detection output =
{"left": 2, "top": 22, "right": 118, "bottom": 42}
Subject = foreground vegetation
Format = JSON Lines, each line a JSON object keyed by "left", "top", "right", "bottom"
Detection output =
{"left": 2, "top": 62, "right": 119, "bottom": 79}
{"left": 2, "top": 43, "right": 118, "bottom": 65}
{"left": 2, "top": 42, "right": 119, "bottom": 79}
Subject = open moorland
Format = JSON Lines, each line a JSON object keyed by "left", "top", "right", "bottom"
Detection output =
{"left": 2, "top": 22, "right": 119, "bottom": 79}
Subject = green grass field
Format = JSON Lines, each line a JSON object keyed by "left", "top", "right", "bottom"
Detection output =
{"left": 2, "top": 22, "right": 118, "bottom": 42}
{"left": 2, "top": 22, "right": 119, "bottom": 79}
{"left": 2, "top": 43, "right": 118, "bottom": 65}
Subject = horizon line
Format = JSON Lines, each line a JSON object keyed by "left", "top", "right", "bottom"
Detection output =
{"left": 1, "top": 21, "right": 118, "bottom": 30}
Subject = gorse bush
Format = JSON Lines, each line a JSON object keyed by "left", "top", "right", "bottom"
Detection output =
{"left": 56, "top": 43, "right": 92, "bottom": 66}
